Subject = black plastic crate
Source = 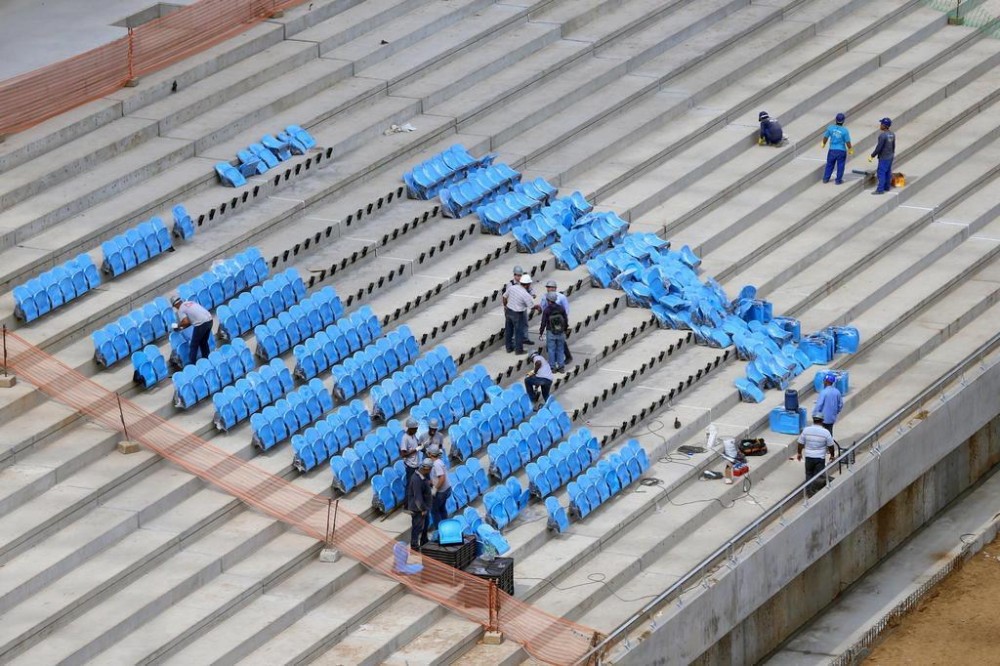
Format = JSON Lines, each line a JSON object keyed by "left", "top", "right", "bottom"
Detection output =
{"left": 420, "top": 535, "right": 477, "bottom": 570}
{"left": 463, "top": 556, "right": 514, "bottom": 596}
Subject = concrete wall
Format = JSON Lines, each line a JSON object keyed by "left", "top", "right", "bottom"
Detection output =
{"left": 618, "top": 356, "right": 1000, "bottom": 666}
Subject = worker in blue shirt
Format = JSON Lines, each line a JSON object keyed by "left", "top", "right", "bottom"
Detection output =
{"left": 821, "top": 113, "right": 853, "bottom": 184}
{"left": 868, "top": 117, "right": 896, "bottom": 195}
{"left": 813, "top": 373, "right": 844, "bottom": 435}
{"left": 757, "top": 111, "right": 783, "bottom": 146}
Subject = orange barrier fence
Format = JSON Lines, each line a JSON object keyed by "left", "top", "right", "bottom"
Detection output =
{"left": 0, "top": 0, "right": 304, "bottom": 135}
{"left": 2, "top": 329, "right": 599, "bottom": 665}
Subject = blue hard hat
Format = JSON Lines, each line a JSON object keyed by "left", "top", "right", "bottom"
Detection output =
{"left": 824, "top": 372, "right": 837, "bottom": 384}
{"left": 880, "top": 117, "right": 892, "bottom": 127}
{"left": 835, "top": 113, "right": 845, "bottom": 123}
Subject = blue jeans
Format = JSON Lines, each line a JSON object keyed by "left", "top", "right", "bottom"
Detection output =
{"left": 188, "top": 321, "right": 213, "bottom": 366}
{"left": 875, "top": 158, "right": 893, "bottom": 193}
{"left": 504, "top": 308, "right": 526, "bottom": 352}
{"left": 524, "top": 376, "right": 552, "bottom": 404}
{"left": 431, "top": 488, "right": 451, "bottom": 527}
{"left": 546, "top": 332, "right": 566, "bottom": 369}
{"left": 823, "top": 149, "right": 846, "bottom": 183}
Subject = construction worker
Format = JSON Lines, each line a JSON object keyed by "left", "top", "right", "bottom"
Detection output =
{"left": 426, "top": 445, "right": 451, "bottom": 529}
{"left": 421, "top": 418, "right": 446, "bottom": 457}
{"left": 171, "top": 295, "right": 214, "bottom": 366}
{"left": 821, "top": 113, "right": 853, "bottom": 184}
{"left": 813, "top": 373, "right": 844, "bottom": 435}
{"left": 758, "top": 111, "right": 783, "bottom": 146}
{"left": 797, "top": 414, "right": 836, "bottom": 496}
{"left": 869, "top": 117, "right": 896, "bottom": 195}
{"left": 503, "top": 274, "right": 535, "bottom": 354}
{"left": 399, "top": 417, "right": 422, "bottom": 486}
{"left": 538, "top": 279, "right": 572, "bottom": 364}
{"left": 406, "top": 459, "right": 433, "bottom": 550}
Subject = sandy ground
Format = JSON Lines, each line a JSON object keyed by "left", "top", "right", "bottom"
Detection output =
{"left": 865, "top": 533, "right": 1000, "bottom": 665}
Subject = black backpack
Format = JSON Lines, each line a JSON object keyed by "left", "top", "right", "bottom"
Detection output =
{"left": 547, "top": 305, "right": 567, "bottom": 335}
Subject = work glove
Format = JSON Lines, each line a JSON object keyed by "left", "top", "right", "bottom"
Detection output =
{"left": 819, "top": 142, "right": 825, "bottom": 150}
{"left": 847, "top": 148, "right": 854, "bottom": 156}
{"left": 170, "top": 323, "right": 179, "bottom": 331}
{"left": 757, "top": 137, "right": 766, "bottom": 146}
{"left": 867, "top": 155, "right": 874, "bottom": 163}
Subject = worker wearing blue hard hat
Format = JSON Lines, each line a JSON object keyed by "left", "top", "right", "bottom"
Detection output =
{"left": 813, "top": 373, "right": 844, "bottom": 435}
{"left": 820, "top": 113, "right": 853, "bottom": 185}
{"left": 868, "top": 117, "right": 896, "bottom": 195}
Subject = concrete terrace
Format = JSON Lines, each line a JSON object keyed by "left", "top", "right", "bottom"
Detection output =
{"left": 1, "top": 0, "right": 999, "bottom": 663}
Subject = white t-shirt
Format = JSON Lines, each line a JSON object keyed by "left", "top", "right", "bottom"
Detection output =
{"left": 531, "top": 354, "right": 553, "bottom": 381}
{"left": 797, "top": 425, "right": 834, "bottom": 459}
{"left": 178, "top": 301, "right": 212, "bottom": 325}
{"left": 430, "top": 458, "right": 450, "bottom": 491}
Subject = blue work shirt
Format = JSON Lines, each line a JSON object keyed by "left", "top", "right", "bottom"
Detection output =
{"left": 823, "top": 124, "right": 851, "bottom": 152}
{"left": 539, "top": 291, "right": 570, "bottom": 316}
{"left": 813, "top": 386, "right": 844, "bottom": 425}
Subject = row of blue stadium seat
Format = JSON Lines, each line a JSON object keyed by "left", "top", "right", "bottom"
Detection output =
{"left": 217, "top": 268, "right": 309, "bottom": 341}
{"left": 329, "top": 419, "right": 405, "bottom": 492}
{"left": 172, "top": 338, "right": 255, "bottom": 409}
{"left": 101, "top": 217, "right": 173, "bottom": 277}
{"left": 14, "top": 254, "right": 101, "bottom": 323}
{"left": 212, "top": 358, "right": 294, "bottom": 431}
{"left": 172, "top": 205, "right": 196, "bottom": 240}
{"left": 292, "top": 306, "right": 380, "bottom": 380}
{"left": 168, "top": 325, "right": 219, "bottom": 369}
{"left": 483, "top": 477, "right": 531, "bottom": 531}
{"left": 329, "top": 328, "right": 421, "bottom": 402}
{"left": 586, "top": 233, "right": 674, "bottom": 289}
{"left": 291, "top": 399, "right": 372, "bottom": 472}
{"left": 252, "top": 286, "right": 345, "bottom": 361}
{"left": 217, "top": 125, "right": 317, "bottom": 187}
{"left": 486, "top": 400, "right": 571, "bottom": 481}
{"left": 369, "top": 347, "right": 459, "bottom": 421}
{"left": 526, "top": 428, "right": 601, "bottom": 498}
{"left": 409, "top": 364, "right": 494, "bottom": 431}
{"left": 550, "top": 211, "right": 629, "bottom": 271}
{"left": 176, "top": 247, "right": 269, "bottom": 311}
{"left": 94, "top": 297, "right": 175, "bottom": 367}
{"left": 448, "top": 383, "right": 535, "bottom": 463}
{"left": 511, "top": 192, "right": 593, "bottom": 253}
{"left": 251, "top": 377, "right": 335, "bottom": 450}
{"left": 476, "top": 178, "right": 558, "bottom": 235}
{"left": 546, "top": 441, "right": 650, "bottom": 532}
{"left": 438, "top": 163, "right": 521, "bottom": 218}
{"left": 403, "top": 144, "right": 495, "bottom": 199}
{"left": 131, "top": 346, "right": 170, "bottom": 389}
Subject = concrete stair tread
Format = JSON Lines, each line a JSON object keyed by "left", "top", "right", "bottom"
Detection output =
{"left": 95, "top": 530, "right": 316, "bottom": 663}
{"left": 162, "top": 57, "right": 355, "bottom": 147}
{"left": 293, "top": 0, "right": 428, "bottom": 55}
{"left": 0, "top": 137, "right": 195, "bottom": 252}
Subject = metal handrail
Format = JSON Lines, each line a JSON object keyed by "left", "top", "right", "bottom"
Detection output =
{"left": 579, "top": 330, "right": 1000, "bottom": 664}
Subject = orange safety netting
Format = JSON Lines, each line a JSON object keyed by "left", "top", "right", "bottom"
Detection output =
{"left": 0, "top": 0, "right": 305, "bottom": 135}
{"left": 1, "top": 330, "right": 599, "bottom": 665}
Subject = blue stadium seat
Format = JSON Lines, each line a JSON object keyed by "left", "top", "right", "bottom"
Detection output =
{"left": 545, "top": 497, "right": 570, "bottom": 533}
{"left": 216, "top": 162, "right": 247, "bottom": 187}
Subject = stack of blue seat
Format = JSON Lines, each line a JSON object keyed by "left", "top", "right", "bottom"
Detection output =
{"left": 100, "top": 218, "right": 173, "bottom": 277}
{"left": 173, "top": 204, "right": 195, "bottom": 240}
{"left": 476, "top": 177, "right": 557, "bottom": 235}
{"left": 440, "top": 508, "right": 508, "bottom": 555}
{"left": 369, "top": 347, "right": 459, "bottom": 421}
{"left": 568, "top": 440, "right": 649, "bottom": 520}
{"left": 448, "top": 383, "right": 535, "bottom": 463}
{"left": 409, "top": 364, "right": 494, "bottom": 430}
{"left": 250, "top": 377, "right": 336, "bottom": 451}
{"left": 292, "top": 306, "right": 380, "bottom": 380}
{"left": 585, "top": 233, "right": 672, "bottom": 289}
{"left": 172, "top": 338, "right": 255, "bottom": 409}
{"left": 511, "top": 192, "right": 593, "bottom": 253}
{"left": 526, "top": 427, "right": 601, "bottom": 498}
{"left": 176, "top": 247, "right": 269, "bottom": 311}
{"left": 211, "top": 358, "right": 294, "bottom": 431}
{"left": 14, "top": 254, "right": 101, "bottom": 323}
{"left": 217, "top": 269, "right": 311, "bottom": 341}
{"left": 403, "top": 144, "right": 495, "bottom": 199}
{"left": 93, "top": 297, "right": 176, "bottom": 367}
{"left": 291, "top": 400, "right": 375, "bottom": 472}
{"left": 168, "top": 325, "right": 219, "bottom": 369}
{"left": 329, "top": 327, "right": 421, "bottom": 402}
{"left": 438, "top": 163, "right": 521, "bottom": 218}
{"left": 483, "top": 477, "right": 531, "bottom": 530}
{"left": 131, "top": 346, "right": 170, "bottom": 389}
{"left": 550, "top": 211, "right": 629, "bottom": 270}
{"left": 219, "top": 125, "right": 316, "bottom": 186}
{"left": 252, "top": 286, "right": 345, "bottom": 361}
{"left": 486, "top": 400, "right": 572, "bottom": 481}
{"left": 329, "top": 418, "right": 402, "bottom": 492}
